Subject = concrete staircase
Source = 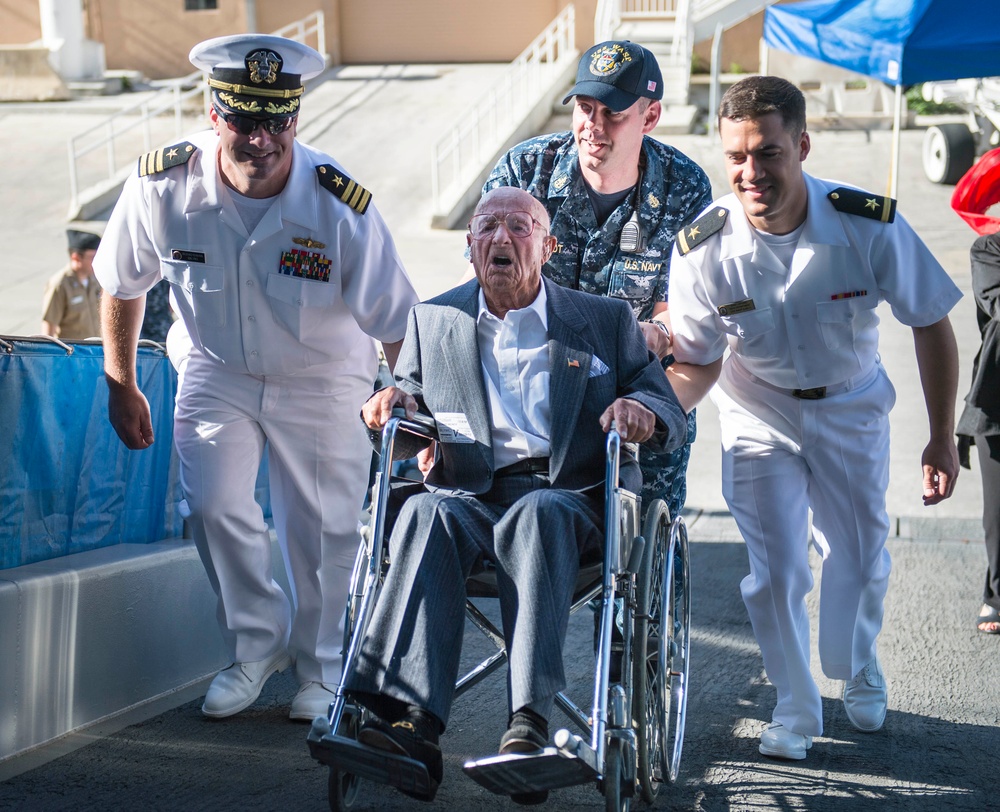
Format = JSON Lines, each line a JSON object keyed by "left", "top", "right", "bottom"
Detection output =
{"left": 597, "top": 0, "right": 781, "bottom": 132}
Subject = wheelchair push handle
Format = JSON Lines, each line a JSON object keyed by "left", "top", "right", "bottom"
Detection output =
{"left": 389, "top": 406, "right": 438, "bottom": 435}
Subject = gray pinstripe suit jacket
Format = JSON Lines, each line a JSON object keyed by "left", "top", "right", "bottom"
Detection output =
{"left": 392, "top": 276, "right": 687, "bottom": 494}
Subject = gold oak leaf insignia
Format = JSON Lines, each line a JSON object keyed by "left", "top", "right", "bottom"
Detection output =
{"left": 865, "top": 198, "right": 880, "bottom": 210}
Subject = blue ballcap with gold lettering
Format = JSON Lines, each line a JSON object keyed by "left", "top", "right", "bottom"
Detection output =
{"left": 562, "top": 40, "right": 663, "bottom": 112}
{"left": 189, "top": 34, "right": 325, "bottom": 119}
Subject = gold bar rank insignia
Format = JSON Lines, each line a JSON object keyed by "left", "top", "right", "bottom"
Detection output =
{"left": 138, "top": 142, "right": 196, "bottom": 177}
{"left": 316, "top": 166, "right": 372, "bottom": 215}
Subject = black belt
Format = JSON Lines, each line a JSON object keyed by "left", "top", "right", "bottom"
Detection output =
{"left": 495, "top": 457, "right": 549, "bottom": 477}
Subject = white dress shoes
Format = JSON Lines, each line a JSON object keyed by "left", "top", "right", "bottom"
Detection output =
{"left": 202, "top": 650, "right": 291, "bottom": 719}
{"left": 289, "top": 681, "right": 338, "bottom": 721}
{"left": 843, "top": 655, "right": 887, "bottom": 732}
{"left": 759, "top": 723, "right": 813, "bottom": 760}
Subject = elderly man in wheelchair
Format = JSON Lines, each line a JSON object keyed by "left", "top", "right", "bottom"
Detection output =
{"left": 308, "top": 188, "right": 690, "bottom": 808}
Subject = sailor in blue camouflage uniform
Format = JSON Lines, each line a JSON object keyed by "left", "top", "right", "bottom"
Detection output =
{"left": 483, "top": 40, "right": 712, "bottom": 519}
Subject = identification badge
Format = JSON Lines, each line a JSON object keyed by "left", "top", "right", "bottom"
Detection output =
{"left": 171, "top": 249, "right": 206, "bottom": 263}
{"left": 435, "top": 412, "right": 475, "bottom": 444}
{"left": 718, "top": 298, "right": 755, "bottom": 317}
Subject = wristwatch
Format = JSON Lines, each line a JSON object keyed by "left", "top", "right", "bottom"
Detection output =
{"left": 645, "top": 320, "right": 671, "bottom": 342}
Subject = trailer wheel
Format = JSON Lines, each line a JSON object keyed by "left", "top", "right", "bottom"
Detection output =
{"left": 923, "top": 124, "right": 976, "bottom": 184}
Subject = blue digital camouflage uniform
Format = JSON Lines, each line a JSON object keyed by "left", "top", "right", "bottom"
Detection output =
{"left": 483, "top": 132, "right": 713, "bottom": 518}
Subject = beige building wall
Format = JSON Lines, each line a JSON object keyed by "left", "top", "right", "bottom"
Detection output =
{"left": 0, "top": 1, "right": 41, "bottom": 43}
{"left": 338, "top": 0, "right": 596, "bottom": 64}
{"left": 693, "top": 15, "right": 764, "bottom": 76}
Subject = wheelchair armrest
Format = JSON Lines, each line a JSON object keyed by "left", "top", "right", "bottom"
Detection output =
{"left": 371, "top": 407, "right": 439, "bottom": 461}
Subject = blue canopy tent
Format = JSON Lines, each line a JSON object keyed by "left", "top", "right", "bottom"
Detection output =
{"left": 763, "top": 0, "right": 1000, "bottom": 193}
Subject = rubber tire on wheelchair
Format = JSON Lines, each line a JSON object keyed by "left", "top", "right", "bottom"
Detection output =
{"left": 632, "top": 498, "right": 668, "bottom": 804}
{"left": 327, "top": 711, "right": 363, "bottom": 812}
{"left": 327, "top": 767, "right": 361, "bottom": 812}
{"left": 660, "top": 515, "right": 692, "bottom": 786}
{"left": 602, "top": 738, "right": 633, "bottom": 812}
{"left": 922, "top": 123, "right": 976, "bottom": 184}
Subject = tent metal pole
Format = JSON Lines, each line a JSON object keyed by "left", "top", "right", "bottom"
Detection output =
{"left": 708, "top": 22, "right": 724, "bottom": 141}
{"left": 890, "top": 82, "right": 902, "bottom": 198}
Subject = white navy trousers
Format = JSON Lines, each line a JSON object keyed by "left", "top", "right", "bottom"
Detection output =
{"left": 172, "top": 342, "right": 376, "bottom": 684}
{"left": 713, "top": 358, "right": 895, "bottom": 737}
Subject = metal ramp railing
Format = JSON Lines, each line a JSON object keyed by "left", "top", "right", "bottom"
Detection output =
{"left": 66, "top": 11, "right": 328, "bottom": 221}
{"left": 430, "top": 4, "right": 578, "bottom": 229}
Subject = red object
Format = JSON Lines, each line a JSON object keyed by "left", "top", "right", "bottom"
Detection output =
{"left": 951, "top": 147, "right": 1000, "bottom": 235}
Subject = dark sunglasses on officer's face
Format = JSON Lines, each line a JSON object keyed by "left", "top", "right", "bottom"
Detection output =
{"left": 213, "top": 105, "right": 296, "bottom": 137}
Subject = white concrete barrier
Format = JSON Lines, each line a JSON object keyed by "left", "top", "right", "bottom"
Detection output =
{"left": 0, "top": 539, "right": 230, "bottom": 762}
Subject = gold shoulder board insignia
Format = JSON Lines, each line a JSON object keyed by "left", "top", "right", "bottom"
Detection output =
{"left": 676, "top": 207, "right": 728, "bottom": 255}
{"left": 316, "top": 165, "right": 372, "bottom": 215}
{"left": 138, "top": 141, "right": 196, "bottom": 177}
{"left": 827, "top": 187, "right": 896, "bottom": 223}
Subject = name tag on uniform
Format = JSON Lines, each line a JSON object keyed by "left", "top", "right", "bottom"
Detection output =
{"left": 718, "top": 298, "right": 755, "bottom": 317}
{"left": 171, "top": 249, "right": 206, "bottom": 263}
{"left": 435, "top": 412, "right": 474, "bottom": 443}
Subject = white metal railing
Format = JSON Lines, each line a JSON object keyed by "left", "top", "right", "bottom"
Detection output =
{"left": 430, "top": 5, "right": 577, "bottom": 217}
{"left": 67, "top": 11, "right": 328, "bottom": 217}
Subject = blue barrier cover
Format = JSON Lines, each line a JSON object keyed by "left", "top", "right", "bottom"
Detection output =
{"left": 0, "top": 339, "right": 182, "bottom": 569}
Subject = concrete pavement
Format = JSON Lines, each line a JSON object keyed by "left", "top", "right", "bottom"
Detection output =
{"left": 0, "top": 64, "right": 997, "bottom": 809}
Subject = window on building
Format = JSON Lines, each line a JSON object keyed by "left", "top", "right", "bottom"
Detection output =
{"left": 185, "top": 0, "right": 218, "bottom": 10}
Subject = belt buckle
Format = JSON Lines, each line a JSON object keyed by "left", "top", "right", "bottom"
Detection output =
{"left": 792, "top": 386, "right": 826, "bottom": 400}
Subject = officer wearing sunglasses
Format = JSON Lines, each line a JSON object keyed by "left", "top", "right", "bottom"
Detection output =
{"left": 95, "top": 34, "right": 419, "bottom": 726}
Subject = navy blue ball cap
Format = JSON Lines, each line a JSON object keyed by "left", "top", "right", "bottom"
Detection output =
{"left": 562, "top": 41, "right": 663, "bottom": 112}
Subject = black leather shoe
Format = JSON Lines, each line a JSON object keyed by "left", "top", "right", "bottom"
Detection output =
{"left": 500, "top": 710, "right": 549, "bottom": 805}
{"left": 358, "top": 715, "right": 443, "bottom": 801}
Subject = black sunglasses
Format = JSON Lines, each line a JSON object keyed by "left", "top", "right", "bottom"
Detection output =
{"left": 214, "top": 105, "right": 296, "bottom": 137}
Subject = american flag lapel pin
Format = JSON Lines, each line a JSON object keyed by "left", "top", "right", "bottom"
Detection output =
{"left": 568, "top": 359, "right": 580, "bottom": 368}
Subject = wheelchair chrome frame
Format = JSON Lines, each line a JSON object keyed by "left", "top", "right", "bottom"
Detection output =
{"left": 316, "top": 411, "right": 664, "bottom": 803}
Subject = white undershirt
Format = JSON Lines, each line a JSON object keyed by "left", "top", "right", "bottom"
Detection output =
{"left": 230, "top": 189, "right": 277, "bottom": 235}
{"left": 754, "top": 221, "right": 805, "bottom": 270}
{"left": 476, "top": 284, "right": 551, "bottom": 469}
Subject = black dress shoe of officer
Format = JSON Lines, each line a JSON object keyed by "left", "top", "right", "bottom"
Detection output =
{"left": 499, "top": 709, "right": 549, "bottom": 805}
{"left": 358, "top": 708, "right": 443, "bottom": 802}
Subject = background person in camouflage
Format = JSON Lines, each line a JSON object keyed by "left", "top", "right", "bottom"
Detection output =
{"left": 483, "top": 40, "right": 712, "bottom": 519}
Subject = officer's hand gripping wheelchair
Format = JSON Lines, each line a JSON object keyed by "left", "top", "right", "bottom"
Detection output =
{"left": 307, "top": 409, "right": 692, "bottom": 810}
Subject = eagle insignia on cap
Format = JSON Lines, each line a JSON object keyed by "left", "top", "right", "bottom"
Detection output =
{"left": 317, "top": 166, "right": 372, "bottom": 215}
{"left": 246, "top": 49, "right": 282, "bottom": 85}
{"left": 590, "top": 44, "right": 631, "bottom": 76}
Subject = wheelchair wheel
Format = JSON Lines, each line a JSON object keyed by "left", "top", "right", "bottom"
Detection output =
{"left": 633, "top": 498, "right": 668, "bottom": 803}
{"left": 633, "top": 500, "right": 692, "bottom": 800}
{"left": 660, "top": 515, "right": 691, "bottom": 785}
{"left": 327, "top": 711, "right": 363, "bottom": 811}
{"left": 602, "top": 737, "right": 634, "bottom": 812}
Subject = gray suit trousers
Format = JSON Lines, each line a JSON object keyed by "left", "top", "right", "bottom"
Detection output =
{"left": 346, "top": 473, "right": 602, "bottom": 729}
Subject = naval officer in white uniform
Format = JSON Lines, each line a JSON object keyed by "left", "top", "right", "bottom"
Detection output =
{"left": 96, "top": 34, "right": 419, "bottom": 721}
{"left": 665, "top": 75, "right": 961, "bottom": 760}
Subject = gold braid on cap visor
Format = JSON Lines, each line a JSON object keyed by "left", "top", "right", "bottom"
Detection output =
{"left": 215, "top": 90, "right": 299, "bottom": 116}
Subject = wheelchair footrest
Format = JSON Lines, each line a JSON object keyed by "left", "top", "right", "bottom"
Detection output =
{"left": 463, "top": 747, "right": 598, "bottom": 795}
{"left": 308, "top": 734, "right": 434, "bottom": 797}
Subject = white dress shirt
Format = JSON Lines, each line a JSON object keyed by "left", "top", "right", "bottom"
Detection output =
{"left": 476, "top": 283, "right": 551, "bottom": 470}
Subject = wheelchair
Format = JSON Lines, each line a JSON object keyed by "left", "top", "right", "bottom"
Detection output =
{"left": 307, "top": 409, "right": 692, "bottom": 810}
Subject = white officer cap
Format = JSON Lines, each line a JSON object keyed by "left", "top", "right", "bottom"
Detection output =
{"left": 189, "top": 34, "right": 325, "bottom": 119}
